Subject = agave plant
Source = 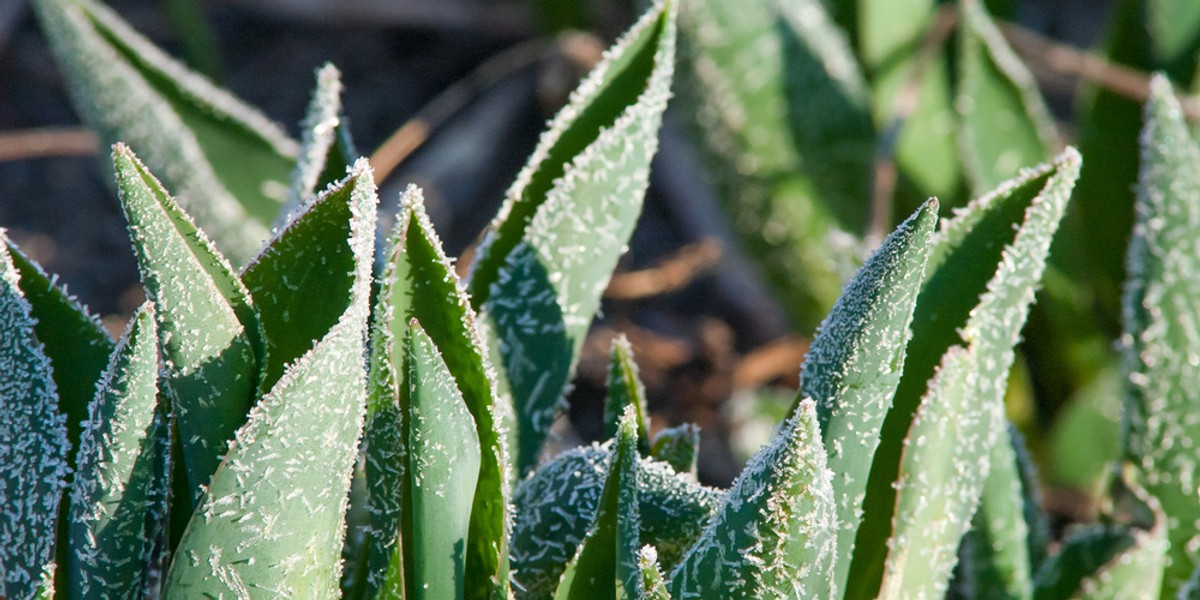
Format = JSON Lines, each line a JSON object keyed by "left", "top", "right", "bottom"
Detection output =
{"left": 5, "top": 0, "right": 1200, "bottom": 599}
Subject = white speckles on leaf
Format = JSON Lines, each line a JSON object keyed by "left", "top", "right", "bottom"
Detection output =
{"left": 668, "top": 399, "right": 838, "bottom": 599}
{"left": 0, "top": 232, "right": 70, "bottom": 599}
{"left": 1123, "top": 75, "right": 1200, "bottom": 595}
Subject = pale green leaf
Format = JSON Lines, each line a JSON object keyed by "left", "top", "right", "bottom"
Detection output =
{"left": 957, "top": 0, "right": 1057, "bottom": 194}
{"left": 668, "top": 399, "right": 838, "bottom": 599}
{"left": 277, "top": 63, "right": 357, "bottom": 228}
{"left": 405, "top": 322, "right": 481, "bottom": 600}
{"left": 1123, "top": 75, "right": 1200, "bottom": 596}
{"left": 66, "top": 303, "right": 169, "bottom": 599}
{"left": 0, "top": 234, "right": 70, "bottom": 599}
{"left": 554, "top": 406, "right": 642, "bottom": 600}
{"left": 511, "top": 446, "right": 722, "bottom": 599}
{"left": 639, "top": 546, "right": 670, "bottom": 600}
{"left": 164, "top": 161, "right": 376, "bottom": 596}
{"left": 850, "top": 149, "right": 1081, "bottom": 600}
{"left": 468, "top": 0, "right": 677, "bottom": 472}
{"left": 603, "top": 335, "right": 650, "bottom": 454}
{"left": 365, "top": 185, "right": 510, "bottom": 598}
{"left": 648, "top": 423, "right": 700, "bottom": 478}
{"left": 113, "top": 144, "right": 259, "bottom": 511}
{"left": 32, "top": 0, "right": 299, "bottom": 263}
{"left": 799, "top": 200, "right": 938, "bottom": 595}
{"left": 676, "top": 0, "right": 875, "bottom": 328}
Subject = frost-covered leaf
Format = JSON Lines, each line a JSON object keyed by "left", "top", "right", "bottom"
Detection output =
{"left": 511, "top": 445, "right": 722, "bottom": 599}
{"left": 668, "top": 399, "right": 838, "bottom": 599}
{"left": 0, "top": 234, "right": 70, "bottom": 600}
{"left": 113, "top": 144, "right": 259, "bottom": 514}
{"left": 603, "top": 335, "right": 650, "bottom": 454}
{"left": 675, "top": 0, "right": 875, "bottom": 328}
{"left": 1032, "top": 480, "right": 1167, "bottom": 600}
{"left": 277, "top": 63, "right": 357, "bottom": 228}
{"left": 365, "top": 185, "right": 509, "bottom": 598}
{"left": 952, "top": 425, "right": 1040, "bottom": 600}
{"left": 799, "top": 200, "right": 937, "bottom": 595}
{"left": 243, "top": 160, "right": 375, "bottom": 395}
{"left": 164, "top": 160, "right": 375, "bottom": 596}
{"left": 850, "top": 149, "right": 1081, "bottom": 600}
{"left": 32, "top": 0, "right": 299, "bottom": 263}
{"left": 66, "top": 303, "right": 169, "bottom": 599}
{"left": 467, "top": 0, "right": 676, "bottom": 472}
{"left": 404, "top": 322, "right": 481, "bottom": 600}
{"left": 649, "top": 423, "right": 699, "bottom": 478}
{"left": 639, "top": 546, "right": 670, "bottom": 600}
{"left": 6, "top": 242, "right": 114, "bottom": 467}
{"left": 554, "top": 406, "right": 642, "bottom": 600}
{"left": 1122, "top": 75, "right": 1200, "bottom": 596}
{"left": 957, "top": 0, "right": 1057, "bottom": 194}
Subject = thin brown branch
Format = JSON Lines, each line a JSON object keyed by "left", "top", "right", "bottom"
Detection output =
{"left": 0, "top": 127, "right": 99, "bottom": 162}
{"left": 370, "top": 33, "right": 603, "bottom": 183}
{"left": 1000, "top": 21, "right": 1200, "bottom": 120}
{"left": 731, "top": 335, "right": 809, "bottom": 390}
{"left": 605, "top": 239, "right": 722, "bottom": 300}
{"left": 867, "top": 4, "right": 959, "bottom": 249}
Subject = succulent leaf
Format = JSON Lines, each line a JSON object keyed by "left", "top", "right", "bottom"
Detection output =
{"left": 957, "top": 0, "right": 1057, "bottom": 193}
{"left": 0, "top": 234, "right": 71, "bottom": 600}
{"left": 554, "top": 406, "right": 642, "bottom": 599}
{"left": 365, "top": 185, "right": 510, "bottom": 598}
{"left": 164, "top": 156, "right": 376, "bottom": 596}
{"left": 649, "top": 423, "right": 700, "bottom": 478}
{"left": 112, "top": 145, "right": 260, "bottom": 512}
{"left": 278, "top": 63, "right": 357, "bottom": 228}
{"left": 638, "top": 546, "right": 670, "bottom": 600}
{"left": 511, "top": 445, "right": 722, "bottom": 599}
{"left": 32, "top": 0, "right": 298, "bottom": 263}
{"left": 404, "top": 322, "right": 482, "bottom": 600}
{"left": 242, "top": 160, "right": 376, "bottom": 395}
{"left": 1122, "top": 75, "right": 1200, "bottom": 595}
{"left": 851, "top": 149, "right": 1081, "bottom": 600}
{"left": 66, "top": 303, "right": 169, "bottom": 599}
{"left": 467, "top": 0, "right": 677, "bottom": 472}
{"left": 799, "top": 199, "right": 938, "bottom": 594}
{"left": 603, "top": 335, "right": 651, "bottom": 454}
{"left": 675, "top": 0, "right": 875, "bottom": 328}
{"left": 668, "top": 399, "right": 838, "bottom": 599}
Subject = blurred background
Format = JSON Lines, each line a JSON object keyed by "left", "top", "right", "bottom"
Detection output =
{"left": 0, "top": 0, "right": 1147, "bottom": 522}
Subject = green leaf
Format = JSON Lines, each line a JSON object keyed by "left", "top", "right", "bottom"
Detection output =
{"left": 554, "top": 406, "right": 642, "bottom": 600}
{"left": 676, "top": 0, "right": 875, "bottom": 328}
{"left": 467, "top": 0, "right": 677, "bottom": 473}
{"left": 66, "top": 303, "right": 169, "bottom": 599}
{"left": 1032, "top": 479, "right": 1167, "bottom": 600}
{"left": 638, "top": 546, "right": 670, "bottom": 600}
{"left": 953, "top": 425, "right": 1040, "bottom": 600}
{"left": 405, "top": 322, "right": 481, "bottom": 600}
{"left": 957, "top": 0, "right": 1057, "bottom": 194}
{"left": 278, "top": 63, "right": 357, "bottom": 228}
{"left": 365, "top": 185, "right": 510, "bottom": 598}
{"left": 1122, "top": 75, "right": 1200, "bottom": 596}
{"left": 164, "top": 160, "right": 376, "bottom": 596}
{"left": 511, "top": 446, "right": 722, "bottom": 599}
{"left": 1147, "top": 0, "right": 1200, "bottom": 83}
{"left": 649, "top": 423, "right": 700, "bottom": 478}
{"left": 32, "top": 0, "right": 299, "bottom": 263}
{"left": 6, "top": 242, "right": 114, "bottom": 466}
{"left": 603, "top": 335, "right": 650, "bottom": 454}
{"left": 668, "top": 399, "right": 838, "bottom": 598}
{"left": 0, "top": 235, "right": 71, "bottom": 599}
{"left": 850, "top": 149, "right": 1081, "bottom": 600}
{"left": 243, "top": 159, "right": 375, "bottom": 395}
{"left": 799, "top": 200, "right": 938, "bottom": 595}
{"left": 113, "top": 144, "right": 260, "bottom": 511}
{"left": 1181, "top": 565, "right": 1200, "bottom": 599}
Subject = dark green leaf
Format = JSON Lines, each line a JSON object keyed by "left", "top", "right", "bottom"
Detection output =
{"left": 648, "top": 423, "right": 700, "bottom": 478}
{"left": 603, "top": 335, "right": 650, "bottom": 454}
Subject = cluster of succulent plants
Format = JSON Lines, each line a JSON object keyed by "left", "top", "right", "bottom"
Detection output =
{"left": 3, "top": 0, "right": 1200, "bottom": 598}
